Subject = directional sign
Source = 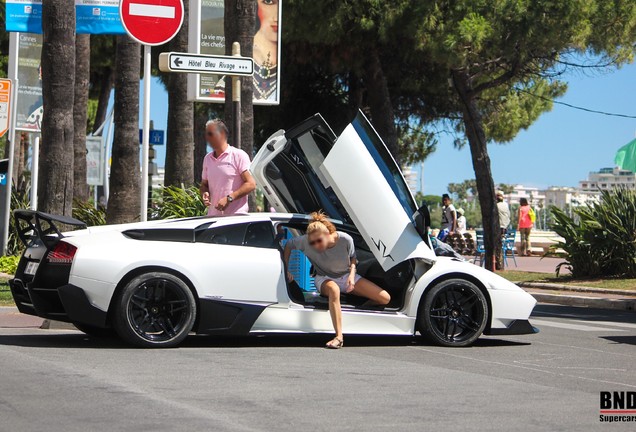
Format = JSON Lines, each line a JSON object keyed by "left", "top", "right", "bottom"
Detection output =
{"left": 139, "top": 129, "right": 165, "bottom": 145}
{"left": 159, "top": 52, "right": 254, "bottom": 76}
{"left": 120, "top": 0, "right": 184, "bottom": 46}
{"left": 0, "top": 79, "right": 12, "bottom": 138}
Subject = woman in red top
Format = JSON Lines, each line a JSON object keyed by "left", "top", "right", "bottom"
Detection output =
{"left": 517, "top": 198, "right": 533, "bottom": 256}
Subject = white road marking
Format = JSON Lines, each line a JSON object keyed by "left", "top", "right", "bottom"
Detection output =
{"left": 129, "top": 3, "right": 175, "bottom": 18}
{"left": 570, "top": 319, "right": 636, "bottom": 330}
{"left": 531, "top": 319, "right": 625, "bottom": 332}
{"left": 410, "top": 346, "right": 636, "bottom": 389}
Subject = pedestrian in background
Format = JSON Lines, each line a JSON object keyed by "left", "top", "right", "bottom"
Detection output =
{"left": 438, "top": 194, "right": 457, "bottom": 241}
{"left": 496, "top": 190, "right": 511, "bottom": 235}
{"left": 456, "top": 207, "right": 467, "bottom": 235}
{"left": 518, "top": 197, "right": 534, "bottom": 256}
{"left": 200, "top": 119, "right": 256, "bottom": 216}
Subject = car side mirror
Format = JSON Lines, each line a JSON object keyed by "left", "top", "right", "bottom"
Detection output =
{"left": 413, "top": 204, "right": 431, "bottom": 244}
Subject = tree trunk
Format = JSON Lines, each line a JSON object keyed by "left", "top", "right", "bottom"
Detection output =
{"left": 106, "top": 36, "right": 140, "bottom": 224}
{"left": 12, "top": 132, "right": 28, "bottom": 191}
{"left": 225, "top": 0, "right": 256, "bottom": 210}
{"left": 363, "top": 48, "right": 399, "bottom": 162}
{"left": 92, "top": 67, "right": 115, "bottom": 133}
{"left": 452, "top": 70, "right": 502, "bottom": 271}
{"left": 193, "top": 104, "right": 208, "bottom": 183}
{"left": 73, "top": 33, "right": 90, "bottom": 202}
{"left": 164, "top": 0, "right": 194, "bottom": 187}
{"left": 39, "top": 1, "right": 75, "bottom": 216}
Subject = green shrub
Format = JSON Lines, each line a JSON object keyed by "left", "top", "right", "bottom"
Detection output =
{"left": 150, "top": 185, "right": 206, "bottom": 220}
{"left": 550, "top": 188, "right": 636, "bottom": 278}
{"left": 0, "top": 255, "right": 19, "bottom": 275}
{"left": 73, "top": 200, "right": 106, "bottom": 226}
{"left": 7, "top": 187, "right": 31, "bottom": 256}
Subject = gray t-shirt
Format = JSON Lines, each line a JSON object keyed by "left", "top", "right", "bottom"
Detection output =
{"left": 287, "top": 231, "right": 356, "bottom": 278}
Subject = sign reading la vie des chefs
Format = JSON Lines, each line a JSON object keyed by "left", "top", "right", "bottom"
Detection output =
{"left": 5, "top": 0, "right": 125, "bottom": 34}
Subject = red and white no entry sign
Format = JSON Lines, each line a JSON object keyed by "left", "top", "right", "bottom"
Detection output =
{"left": 119, "top": 0, "right": 184, "bottom": 46}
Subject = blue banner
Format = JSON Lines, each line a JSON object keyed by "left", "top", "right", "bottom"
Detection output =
{"left": 5, "top": 1, "right": 125, "bottom": 34}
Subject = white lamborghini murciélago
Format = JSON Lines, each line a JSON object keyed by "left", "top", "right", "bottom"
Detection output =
{"left": 9, "top": 112, "right": 538, "bottom": 348}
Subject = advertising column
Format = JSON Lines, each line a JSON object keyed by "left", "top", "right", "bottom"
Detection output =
{"left": 188, "top": 0, "right": 282, "bottom": 105}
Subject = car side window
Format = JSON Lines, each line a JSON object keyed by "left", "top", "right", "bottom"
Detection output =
{"left": 196, "top": 224, "right": 247, "bottom": 246}
{"left": 243, "top": 222, "right": 276, "bottom": 249}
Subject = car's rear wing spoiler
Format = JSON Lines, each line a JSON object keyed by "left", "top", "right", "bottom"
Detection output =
{"left": 13, "top": 209, "right": 87, "bottom": 248}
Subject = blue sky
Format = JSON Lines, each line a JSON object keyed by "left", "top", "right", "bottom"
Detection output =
{"left": 419, "top": 63, "right": 636, "bottom": 195}
{"left": 128, "top": 61, "right": 636, "bottom": 194}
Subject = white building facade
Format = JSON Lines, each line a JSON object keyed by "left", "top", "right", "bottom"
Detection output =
{"left": 579, "top": 167, "right": 636, "bottom": 192}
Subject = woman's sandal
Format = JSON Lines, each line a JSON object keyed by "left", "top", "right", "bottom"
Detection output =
{"left": 325, "top": 337, "right": 344, "bottom": 349}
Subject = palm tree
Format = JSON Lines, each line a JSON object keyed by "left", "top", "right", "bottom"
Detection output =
{"left": 73, "top": 33, "right": 90, "bottom": 202}
{"left": 164, "top": 0, "right": 194, "bottom": 187}
{"left": 106, "top": 35, "right": 141, "bottom": 224}
{"left": 39, "top": 0, "right": 75, "bottom": 215}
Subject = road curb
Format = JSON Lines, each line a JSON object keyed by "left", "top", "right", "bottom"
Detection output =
{"left": 517, "top": 281, "right": 636, "bottom": 297}
{"left": 40, "top": 319, "right": 78, "bottom": 331}
{"left": 524, "top": 290, "right": 636, "bottom": 311}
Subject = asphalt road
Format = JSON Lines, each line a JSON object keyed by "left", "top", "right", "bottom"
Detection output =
{"left": 0, "top": 305, "right": 634, "bottom": 432}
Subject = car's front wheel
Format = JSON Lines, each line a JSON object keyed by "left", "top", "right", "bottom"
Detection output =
{"left": 113, "top": 272, "right": 196, "bottom": 348}
{"left": 418, "top": 278, "right": 488, "bottom": 347}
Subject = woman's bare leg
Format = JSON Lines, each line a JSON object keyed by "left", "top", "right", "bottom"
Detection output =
{"left": 350, "top": 278, "right": 390, "bottom": 305}
{"left": 321, "top": 280, "right": 343, "bottom": 344}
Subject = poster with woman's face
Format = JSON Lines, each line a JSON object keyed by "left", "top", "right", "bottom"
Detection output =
{"left": 190, "top": 0, "right": 281, "bottom": 105}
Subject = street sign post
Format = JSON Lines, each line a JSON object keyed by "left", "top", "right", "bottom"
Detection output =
{"left": 159, "top": 45, "right": 253, "bottom": 149}
{"left": 158, "top": 52, "right": 254, "bottom": 76}
{"left": 120, "top": 0, "right": 184, "bottom": 222}
{"left": 0, "top": 80, "right": 12, "bottom": 138}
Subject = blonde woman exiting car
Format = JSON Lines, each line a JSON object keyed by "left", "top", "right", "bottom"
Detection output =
{"left": 283, "top": 212, "right": 390, "bottom": 349}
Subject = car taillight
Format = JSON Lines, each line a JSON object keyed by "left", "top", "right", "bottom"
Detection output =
{"left": 47, "top": 242, "right": 77, "bottom": 265}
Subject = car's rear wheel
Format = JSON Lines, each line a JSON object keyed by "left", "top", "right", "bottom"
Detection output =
{"left": 418, "top": 278, "right": 488, "bottom": 347}
{"left": 113, "top": 272, "right": 196, "bottom": 348}
{"left": 73, "top": 323, "right": 116, "bottom": 338}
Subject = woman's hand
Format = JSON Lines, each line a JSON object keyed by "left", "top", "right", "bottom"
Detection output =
{"left": 286, "top": 271, "right": 294, "bottom": 282}
{"left": 346, "top": 275, "right": 356, "bottom": 293}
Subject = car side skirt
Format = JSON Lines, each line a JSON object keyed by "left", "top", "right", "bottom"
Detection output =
{"left": 195, "top": 298, "right": 272, "bottom": 335}
{"left": 251, "top": 305, "right": 416, "bottom": 335}
{"left": 484, "top": 320, "right": 539, "bottom": 336}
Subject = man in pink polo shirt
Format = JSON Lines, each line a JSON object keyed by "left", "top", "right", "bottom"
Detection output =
{"left": 200, "top": 119, "right": 256, "bottom": 216}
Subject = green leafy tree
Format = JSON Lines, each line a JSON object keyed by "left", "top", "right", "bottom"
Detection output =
{"left": 448, "top": 179, "right": 477, "bottom": 201}
{"left": 285, "top": 0, "right": 413, "bottom": 161}
{"left": 407, "top": 0, "right": 636, "bottom": 270}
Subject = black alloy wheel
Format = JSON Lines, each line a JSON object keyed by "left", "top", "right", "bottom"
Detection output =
{"left": 418, "top": 278, "right": 488, "bottom": 347}
{"left": 114, "top": 272, "right": 196, "bottom": 348}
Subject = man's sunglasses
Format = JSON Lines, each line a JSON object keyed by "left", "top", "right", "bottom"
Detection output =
{"left": 309, "top": 237, "right": 324, "bottom": 246}
{"left": 206, "top": 131, "right": 218, "bottom": 136}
